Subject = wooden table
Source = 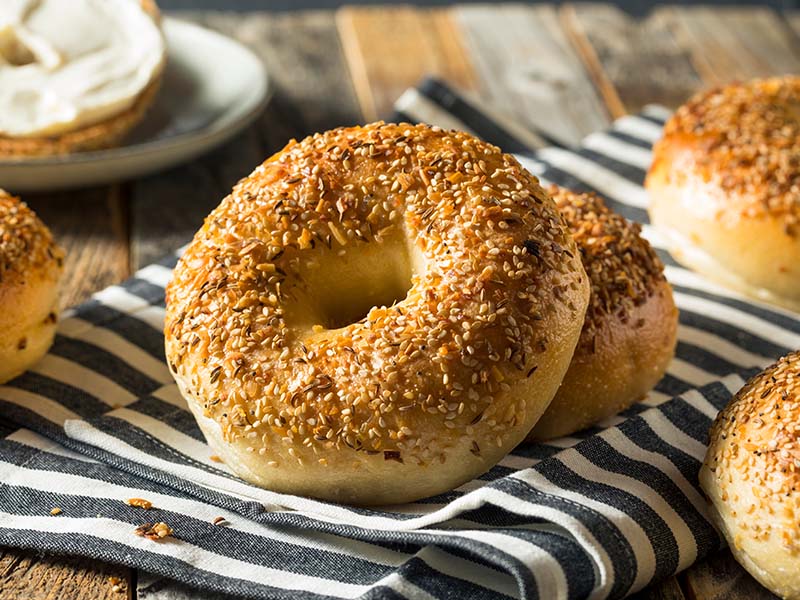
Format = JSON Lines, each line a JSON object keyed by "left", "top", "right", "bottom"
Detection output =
{"left": 1, "top": 4, "right": 798, "bottom": 599}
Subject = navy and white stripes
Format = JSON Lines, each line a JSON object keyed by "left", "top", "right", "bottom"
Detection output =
{"left": 0, "top": 78, "right": 793, "bottom": 599}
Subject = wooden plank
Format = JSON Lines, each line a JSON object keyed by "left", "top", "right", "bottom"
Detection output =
{"left": 201, "top": 10, "right": 362, "bottom": 136}
{"left": 0, "top": 547, "right": 133, "bottom": 600}
{"left": 682, "top": 549, "right": 778, "bottom": 600}
{"left": 659, "top": 6, "right": 800, "bottom": 85}
{"left": 560, "top": 3, "right": 704, "bottom": 116}
{"left": 337, "top": 6, "right": 477, "bottom": 122}
{"left": 129, "top": 10, "right": 362, "bottom": 269}
{"left": 454, "top": 3, "right": 610, "bottom": 147}
{"left": 630, "top": 575, "right": 686, "bottom": 600}
{"left": 786, "top": 11, "right": 800, "bottom": 37}
{"left": 25, "top": 186, "right": 130, "bottom": 309}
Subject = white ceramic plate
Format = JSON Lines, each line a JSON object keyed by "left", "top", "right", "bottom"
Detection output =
{"left": 0, "top": 18, "right": 271, "bottom": 193}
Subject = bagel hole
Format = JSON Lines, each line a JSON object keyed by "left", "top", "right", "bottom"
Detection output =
{"left": 320, "top": 274, "right": 412, "bottom": 329}
{"left": 0, "top": 31, "right": 36, "bottom": 66}
{"left": 284, "top": 234, "right": 416, "bottom": 331}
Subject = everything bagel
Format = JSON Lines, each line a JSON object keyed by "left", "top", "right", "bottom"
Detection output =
{"left": 528, "top": 186, "right": 677, "bottom": 440}
{"left": 0, "top": 190, "right": 63, "bottom": 384}
{"left": 165, "top": 123, "right": 589, "bottom": 504}
{"left": 646, "top": 76, "right": 800, "bottom": 310}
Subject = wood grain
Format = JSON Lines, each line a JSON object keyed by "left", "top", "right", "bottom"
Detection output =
{"left": 337, "top": 6, "right": 477, "bottom": 121}
{"left": 786, "top": 11, "right": 800, "bottom": 36}
{"left": 682, "top": 550, "right": 778, "bottom": 600}
{"left": 25, "top": 186, "right": 130, "bottom": 309}
{"left": 630, "top": 575, "right": 686, "bottom": 600}
{"left": 129, "top": 10, "right": 362, "bottom": 269}
{"left": 455, "top": 3, "right": 610, "bottom": 147}
{"left": 0, "top": 547, "right": 133, "bottom": 600}
{"left": 561, "top": 3, "right": 704, "bottom": 116}
{"left": 660, "top": 6, "right": 800, "bottom": 85}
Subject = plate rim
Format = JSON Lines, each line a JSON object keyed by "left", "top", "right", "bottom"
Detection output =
{"left": 0, "top": 17, "right": 272, "bottom": 169}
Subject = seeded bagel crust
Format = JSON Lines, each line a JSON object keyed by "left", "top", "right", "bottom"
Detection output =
{"left": 528, "top": 186, "right": 677, "bottom": 440}
{"left": 0, "top": 0, "right": 164, "bottom": 158}
{"left": 165, "top": 123, "right": 590, "bottom": 505}
{"left": 0, "top": 190, "right": 64, "bottom": 384}
{"left": 701, "top": 352, "right": 800, "bottom": 599}
{"left": 646, "top": 76, "right": 800, "bottom": 311}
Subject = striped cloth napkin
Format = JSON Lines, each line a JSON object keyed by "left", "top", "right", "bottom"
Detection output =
{"left": 1, "top": 77, "right": 796, "bottom": 600}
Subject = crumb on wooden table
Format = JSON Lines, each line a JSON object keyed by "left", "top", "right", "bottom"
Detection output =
{"left": 109, "top": 576, "right": 125, "bottom": 593}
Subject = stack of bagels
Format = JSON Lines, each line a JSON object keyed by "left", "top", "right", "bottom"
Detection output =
{"left": 1, "top": 41, "right": 797, "bottom": 595}
{"left": 163, "top": 74, "right": 800, "bottom": 598}
{"left": 164, "top": 122, "right": 679, "bottom": 505}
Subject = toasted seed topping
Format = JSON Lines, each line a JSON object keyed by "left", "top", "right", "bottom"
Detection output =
{"left": 108, "top": 576, "right": 125, "bottom": 593}
{"left": 705, "top": 351, "right": 800, "bottom": 552}
{"left": 549, "top": 186, "right": 666, "bottom": 353}
{"left": 657, "top": 76, "right": 800, "bottom": 233}
{"left": 165, "top": 122, "right": 586, "bottom": 469}
{"left": 134, "top": 521, "right": 173, "bottom": 541}
{"left": 0, "top": 189, "right": 64, "bottom": 278}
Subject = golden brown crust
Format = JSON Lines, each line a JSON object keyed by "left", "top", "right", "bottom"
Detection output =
{"left": 528, "top": 187, "right": 677, "bottom": 440}
{"left": 700, "top": 352, "right": 800, "bottom": 598}
{"left": 0, "top": 0, "right": 164, "bottom": 159}
{"left": 165, "top": 123, "right": 590, "bottom": 504}
{"left": 0, "top": 191, "right": 61, "bottom": 282}
{"left": 551, "top": 185, "right": 670, "bottom": 353}
{"left": 646, "top": 77, "right": 800, "bottom": 310}
{"left": 653, "top": 76, "right": 800, "bottom": 225}
{"left": 0, "top": 190, "right": 63, "bottom": 383}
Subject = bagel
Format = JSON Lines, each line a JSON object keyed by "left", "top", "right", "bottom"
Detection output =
{"left": 0, "top": 190, "right": 64, "bottom": 383}
{"left": 646, "top": 76, "right": 800, "bottom": 311}
{"left": 0, "top": 0, "right": 165, "bottom": 158}
{"left": 165, "top": 123, "right": 590, "bottom": 505}
{"left": 701, "top": 351, "right": 800, "bottom": 599}
{"left": 528, "top": 186, "right": 677, "bottom": 440}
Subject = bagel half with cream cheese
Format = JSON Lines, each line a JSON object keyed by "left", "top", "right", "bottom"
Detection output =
{"left": 0, "top": 0, "right": 166, "bottom": 157}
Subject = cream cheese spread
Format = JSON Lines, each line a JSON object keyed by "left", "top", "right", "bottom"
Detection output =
{"left": 0, "top": 0, "right": 165, "bottom": 138}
